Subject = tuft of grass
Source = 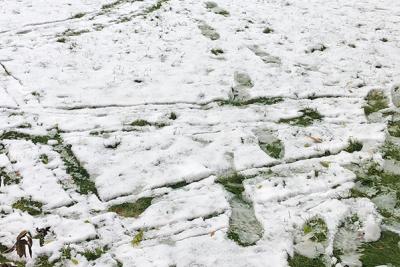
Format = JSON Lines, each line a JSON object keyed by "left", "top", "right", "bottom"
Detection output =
{"left": 363, "top": 89, "right": 389, "bottom": 116}
{"left": 288, "top": 253, "right": 325, "bottom": 267}
{"left": 72, "top": 12, "right": 86, "bottom": 19}
{"left": 40, "top": 154, "right": 49, "bottom": 164}
{"left": 131, "top": 230, "right": 144, "bottom": 246}
{"left": 130, "top": 119, "right": 152, "bottom": 127}
{"left": 109, "top": 197, "right": 153, "bottom": 217}
{"left": 145, "top": 0, "right": 169, "bottom": 13}
{"left": 169, "top": 112, "right": 177, "bottom": 120}
{"left": 382, "top": 141, "right": 400, "bottom": 161}
{"left": 81, "top": 247, "right": 105, "bottom": 261}
{"left": 0, "top": 167, "right": 21, "bottom": 185}
{"left": 345, "top": 139, "right": 363, "bottom": 153}
{"left": 34, "top": 255, "right": 59, "bottom": 267}
{"left": 279, "top": 108, "right": 323, "bottom": 127}
{"left": 56, "top": 37, "right": 67, "bottom": 43}
{"left": 211, "top": 48, "right": 224, "bottom": 55}
{"left": 260, "top": 140, "right": 284, "bottom": 159}
{"left": 263, "top": 27, "right": 274, "bottom": 34}
{"left": 388, "top": 120, "right": 400, "bottom": 137}
{"left": 12, "top": 198, "right": 43, "bottom": 216}
{"left": 360, "top": 231, "right": 400, "bottom": 267}
{"left": 302, "top": 217, "right": 328, "bottom": 243}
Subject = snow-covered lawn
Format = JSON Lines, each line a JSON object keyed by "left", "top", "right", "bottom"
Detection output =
{"left": 1, "top": 0, "right": 400, "bottom": 266}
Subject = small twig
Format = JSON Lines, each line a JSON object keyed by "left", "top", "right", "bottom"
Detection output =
{"left": 0, "top": 61, "right": 23, "bottom": 85}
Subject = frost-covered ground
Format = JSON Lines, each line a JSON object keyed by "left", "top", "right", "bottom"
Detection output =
{"left": 1, "top": 0, "right": 400, "bottom": 266}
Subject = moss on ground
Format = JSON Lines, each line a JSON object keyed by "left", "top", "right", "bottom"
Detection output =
{"left": 388, "top": 120, "right": 400, "bottom": 137}
{"left": 81, "top": 247, "right": 106, "bottom": 261}
{"left": 109, "top": 197, "right": 153, "bottom": 217}
{"left": 198, "top": 23, "right": 220, "bottom": 40}
{"left": 221, "top": 97, "right": 283, "bottom": 106}
{"left": 0, "top": 167, "right": 21, "bottom": 185}
{"left": 131, "top": 230, "right": 144, "bottom": 246}
{"left": 145, "top": 0, "right": 169, "bottom": 13}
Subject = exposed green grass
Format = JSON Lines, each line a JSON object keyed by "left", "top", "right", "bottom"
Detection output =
{"left": 109, "top": 197, "right": 153, "bottom": 217}
{"left": 131, "top": 230, "right": 144, "bottom": 246}
{"left": 40, "top": 154, "right": 49, "bottom": 164}
{"left": 56, "top": 37, "right": 67, "bottom": 43}
{"left": 288, "top": 253, "right": 325, "bottom": 267}
{"left": 81, "top": 247, "right": 105, "bottom": 261}
{"left": 344, "top": 139, "right": 363, "bottom": 153}
{"left": 227, "top": 196, "right": 264, "bottom": 246}
{"left": 260, "top": 140, "right": 284, "bottom": 159}
{"left": 263, "top": 27, "right": 274, "bottom": 34}
{"left": 302, "top": 217, "right": 328, "bottom": 243}
{"left": 198, "top": 23, "right": 220, "bottom": 40}
{"left": 62, "top": 29, "right": 90, "bottom": 37}
{"left": 279, "top": 108, "right": 323, "bottom": 127}
{"left": 216, "top": 172, "right": 246, "bottom": 198}
{"left": 363, "top": 89, "right": 389, "bottom": 116}
{"left": 211, "top": 48, "right": 224, "bottom": 55}
{"left": 53, "top": 132, "right": 97, "bottom": 195}
{"left": 0, "top": 167, "right": 21, "bottom": 185}
{"left": 221, "top": 97, "right": 283, "bottom": 106}
{"left": 382, "top": 141, "right": 400, "bottom": 161}
{"left": 0, "top": 245, "right": 25, "bottom": 267}
{"left": 0, "top": 131, "right": 51, "bottom": 144}
{"left": 388, "top": 120, "right": 400, "bottom": 137}
{"left": 12, "top": 198, "right": 43, "bottom": 216}
{"left": 205, "top": 1, "right": 229, "bottom": 16}
{"left": 145, "top": 0, "right": 169, "bottom": 13}
{"left": 72, "top": 12, "right": 86, "bottom": 19}
{"left": 360, "top": 231, "right": 400, "bottom": 267}
{"left": 34, "top": 256, "right": 58, "bottom": 267}
{"left": 130, "top": 119, "right": 152, "bottom": 127}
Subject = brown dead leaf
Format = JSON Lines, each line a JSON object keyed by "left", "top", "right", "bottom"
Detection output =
{"left": 210, "top": 230, "right": 215, "bottom": 237}
{"left": 4, "top": 230, "right": 32, "bottom": 258}
{"left": 307, "top": 135, "right": 322, "bottom": 143}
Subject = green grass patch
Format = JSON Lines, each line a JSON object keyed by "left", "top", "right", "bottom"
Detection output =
{"left": 12, "top": 198, "right": 43, "bottom": 216}
{"left": 81, "top": 247, "right": 106, "bottom": 261}
{"left": 344, "top": 139, "right": 363, "bottom": 153}
{"left": 130, "top": 119, "right": 152, "bottom": 127}
{"left": 0, "top": 131, "right": 51, "bottom": 144}
{"left": 198, "top": 23, "right": 220, "bottom": 40}
{"left": 53, "top": 132, "right": 97, "bottom": 195}
{"left": 388, "top": 120, "right": 400, "bottom": 137}
{"left": 303, "top": 217, "right": 328, "bottom": 243}
{"left": 145, "top": 0, "right": 169, "bottom": 13}
{"left": 221, "top": 97, "right": 283, "bottom": 106}
{"left": 279, "top": 108, "right": 323, "bottom": 127}
{"left": 360, "top": 231, "right": 400, "bottom": 267}
{"left": 382, "top": 141, "right": 400, "bottom": 161}
{"left": 216, "top": 172, "right": 247, "bottom": 198}
{"left": 0, "top": 167, "right": 21, "bottom": 185}
{"left": 131, "top": 230, "right": 144, "bottom": 246}
{"left": 260, "top": 140, "right": 284, "bottom": 159}
{"left": 288, "top": 253, "right": 325, "bottom": 267}
{"left": 109, "top": 197, "right": 153, "bottom": 217}
{"left": 363, "top": 89, "right": 389, "bottom": 116}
